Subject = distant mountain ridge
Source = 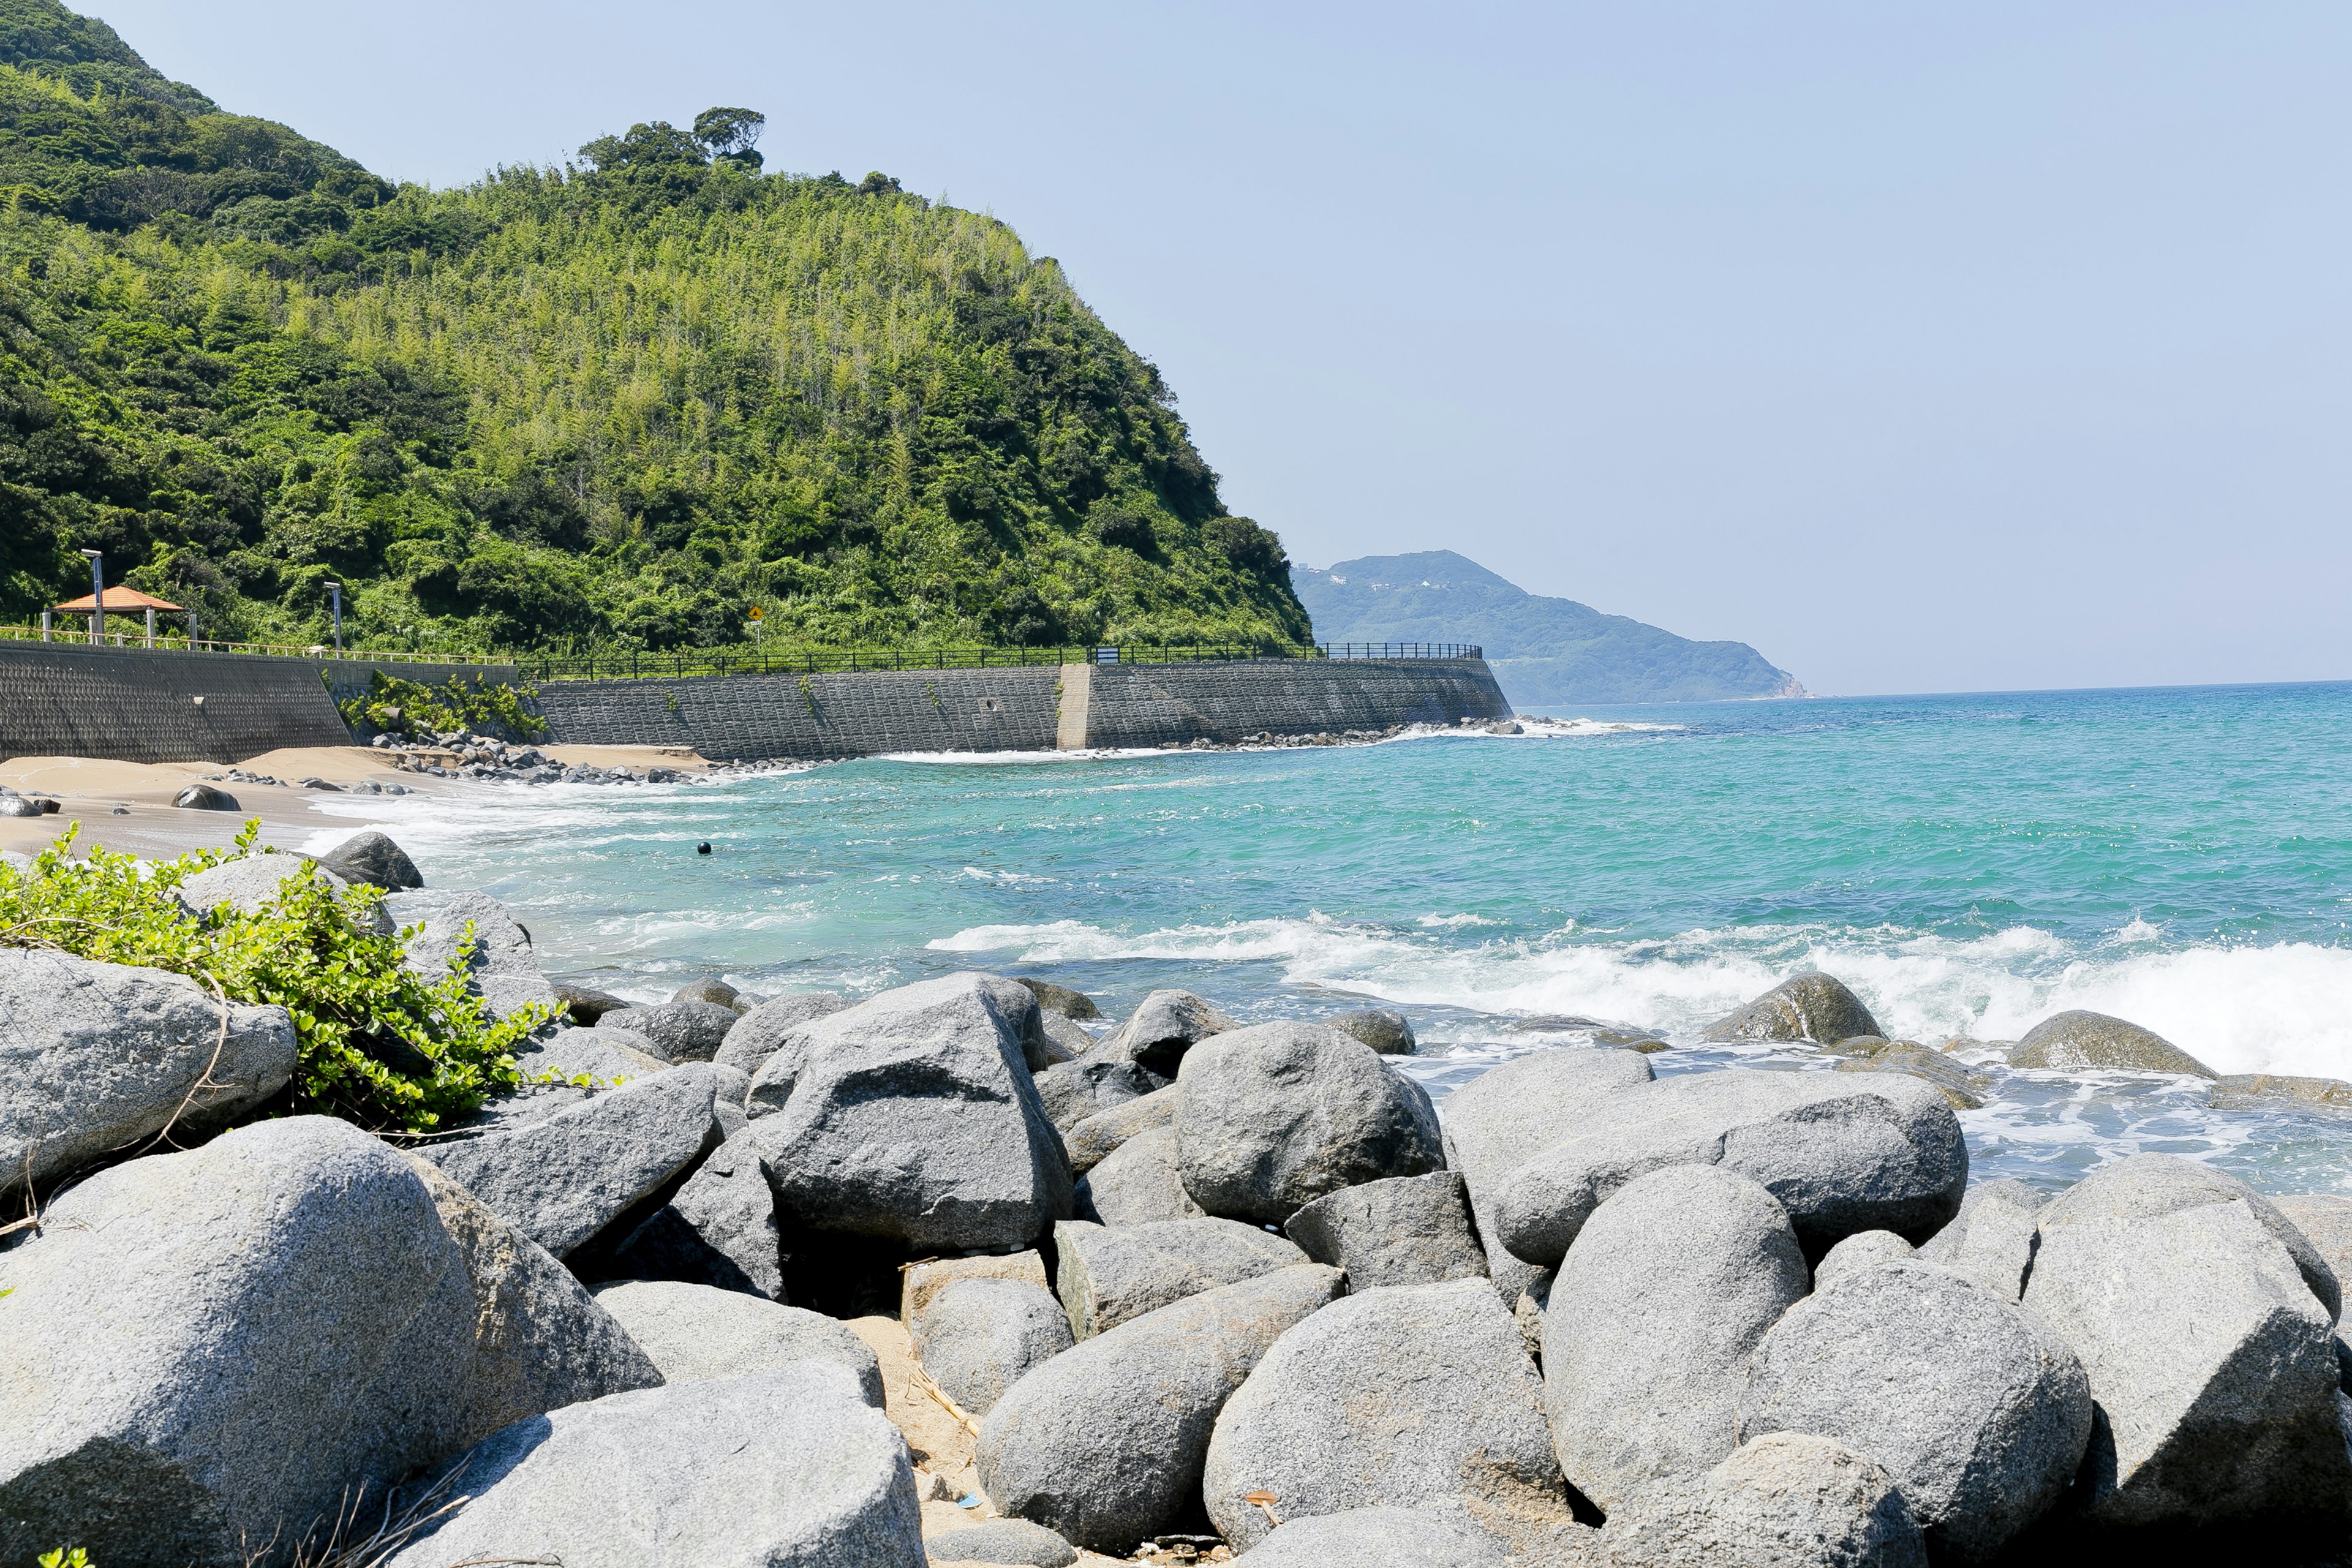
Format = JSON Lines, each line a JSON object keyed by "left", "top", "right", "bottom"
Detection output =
{"left": 1295, "top": 551, "right": 1804, "bottom": 707}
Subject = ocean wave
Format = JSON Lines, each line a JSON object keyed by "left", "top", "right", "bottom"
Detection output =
{"left": 929, "top": 913, "right": 2352, "bottom": 1079}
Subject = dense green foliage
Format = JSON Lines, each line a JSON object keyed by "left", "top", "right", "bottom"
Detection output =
{"left": 0, "top": 823, "right": 545, "bottom": 1131}
{"left": 0, "top": 0, "right": 1308, "bottom": 654}
{"left": 336, "top": 669, "right": 546, "bottom": 741}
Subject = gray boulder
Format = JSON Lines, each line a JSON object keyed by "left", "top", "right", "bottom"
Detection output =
{"left": 745, "top": 973, "right": 1074, "bottom": 1251}
{"left": 552, "top": 980, "right": 630, "bottom": 1024}
{"left": 2009, "top": 1009, "right": 2216, "bottom": 1077}
{"left": 385, "top": 888, "right": 557, "bottom": 1020}
{"left": 1913, "top": 1177, "right": 2045, "bottom": 1300}
{"left": 1017, "top": 977, "right": 1099, "bottom": 1019}
{"left": 1544, "top": 1164, "right": 1810, "bottom": 1511}
{"left": 2022, "top": 1158, "right": 2352, "bottom": 1525}
{"left": 673, "top": 974, "right": 740, "bottom": 1009}
{"left": 2212, "top": 1073, "right": 2352, "bottom": 1115}
{"left": 1033, "top": 1050, "right": 1159, "bottom": 1130}
{"left": 1591, "top": 1434, "right": 1928, "bottom": 1568}
{"left": 172, "top": 781, "right": 238, "bottom": 810}
{"left": 715, "top": 989, "right": 850, "bottom": 1076}
{"left": 974, "top": 1264, "right": 1345, "bottom": 1552}
{"left": 1203, "top": 1276, "right": 1574, "bottom": 1555}
{"left": 1073, "top": 1125, "right": 1205, "bottom": 1226}
{"left": 913, "top": 1276, "right": 1074, "bottom": 1415}
{"left": 1, "top": 948, "right": 296, "bottom": 1193}
{"left": 976, "top": 972, "right": 1054, "bottom": 1071}
{"left": 1831, "top": 1040, "right": 1990, "bottom": 1110}
{"left": 420, "top": 1063, "right": 723, "bottom": 1259}
{"left": 514, "top": 1024, "right": 668, "bottom": 1085}
{"left": 1440, "top": 1047, "right": 1657, "bottom": 1305}
{"left": 902, "top": 1250, "right": 1051, "bottom": 1327}
{"left": 2035, "top": 1152, "right": 2339, "bottom": 1317}
{"left": 1055, "top": 1216, "right": 1306, "bottom": 1339}
{"left": 1037, "top": 1009, "right": 1092, "bottom": 1064}
{"left": 1175, "top": 1020, "right": 1446, "bottom": 1224}
{"left": 1492, "top": 1068, "right": 1967, "bottom": 1264}
{"left": 1065, "top": 1083, "right": 1179, "bottom": 1175}
{"left": 1812, "top": 1227, "right": 1915, "bottom": 1289}
{"left": 312, "top": 827, "right": 422, "bottom": 890}
{"left": 0, "top": 1118, "right": 573, "bottom": 1568}
{"left": 1283, "top": 1169, "right": 1488, "bottom": 1289}
{"left": 179, "top": 854, "right": 391, "bottom": 935}
{"left": 1231, "top": 1507, "right": 1509, "bottom": 1568}
{"left": 590, "top": 1278, "right": 882, "bottom": 1406}
{"left": 402, "top": 1154, "right": 665, "bottom": 1443}
{"left": 599, "top": 998, "right": 740, "bottom": 1062}
{"left": 1701, "top": 972, "right": 1882, "bottom": 1044}
{"left": 2275, "top": 1194, "right": 2352, "bottom": 1378}
{"left": 1740, "top": 1260, "right": 2094, "bottom": 1562}
{"left": 928, "top": 1517, "right": 1079, "bottom": 1566}
{"left": 384, "top": 1367, "right": 924, "bottom": 1568}
{"left": 1098, "top": 987, "right": 1236, "bottom": 1076}
{"left": 1328, "top": 1006, "right": 1416, "bottom": 1054}
{"left": 606, "top": 1125, "right": 785, "bottom": 1299}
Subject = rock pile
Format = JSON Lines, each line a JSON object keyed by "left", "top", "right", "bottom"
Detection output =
{"left": 8, "top": 934, "right": 2352, "bottom": 1567}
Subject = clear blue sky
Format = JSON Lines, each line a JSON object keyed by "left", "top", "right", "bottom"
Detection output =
{"left": 95, "top": 1, "right": 2352, "bottom": 695}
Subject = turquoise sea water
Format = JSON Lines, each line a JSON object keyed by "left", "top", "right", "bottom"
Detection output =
{"left": 316, "top": 680, "right": 2352, "bottom": 1197}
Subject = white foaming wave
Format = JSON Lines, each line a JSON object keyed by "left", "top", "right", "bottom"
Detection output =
{"left": 930, "top": 913, "right": 2352, "bottom": 1078}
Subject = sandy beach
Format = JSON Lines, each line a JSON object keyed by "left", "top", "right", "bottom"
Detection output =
{"left": 0, "top": 744, "right": 711, "bottom": 862}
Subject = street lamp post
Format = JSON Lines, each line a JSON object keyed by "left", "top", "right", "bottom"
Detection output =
{"left": 78, "top": 548, "right": 102, "bottom": 644}
{"left": 326, "top": 581, "right": 343, "bottom": 654}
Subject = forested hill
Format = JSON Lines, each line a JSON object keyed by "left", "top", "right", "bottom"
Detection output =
{"left": 1296, "top": 551, "right": 1803, "bottom": 707}
{"left": 0, "top": 1, "right": 1308, "bottom": 652}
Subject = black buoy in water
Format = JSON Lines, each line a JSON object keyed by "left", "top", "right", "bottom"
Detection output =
{"left": 696, "top": 841, "right": 712, "bottom": 855}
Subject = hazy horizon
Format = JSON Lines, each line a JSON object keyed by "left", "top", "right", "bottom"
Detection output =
{"left": 89, "top": 0, "right": 2352, "bottom": 697}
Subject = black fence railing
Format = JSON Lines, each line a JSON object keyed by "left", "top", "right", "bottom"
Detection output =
{"left": 514, "top": 643, "right": 1484, "bottom": 683}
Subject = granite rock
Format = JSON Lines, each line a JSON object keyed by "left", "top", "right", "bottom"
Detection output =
{"left": 552, "top": 980, "right": 630, "bottom": 1024}
{"left": 178, "top": 854, "right": 390, "bottom": 935}
{"left": 1017, "top": 978, "right": 1099, "bottom": 1020}
{"left": 1327, "top": 1006, "right": 1416, "bottom": 1055}
{"left": 1055, "top": 1216, "right": 1306, "bottom": 1339}
{"left": 1544, "top": 1164, "right": 1810, "bottom": 1510}
{"left": 1033, "top": 1052, "right": 1160, "bottom": 1131}
{"left": 913, "top": 1276, "right": 1074, "bottom": 1415}
{"left": 1283, "top": 1169, "right": 1488, "bottom": 1289}
{"left": 312, "top": 828, "right": 423, "bottom": 891}
{"left": 172, "top": 782, "right": 238, "bottom": 810}
{"left": 902, "top": 1250, "right": 1052, "bottom": 1327}
{"left": 1073, "top": 1125, "right": 1206, "bottom": 1226}
{"left": 2009, "top": 1009, "right": 2215, "bottom": 1077}
{"left": 590, "top": 1278, "right": 883, "bottom": 1405}
{"left": 927, "top": 1517, "right": 1079, "bottom": 1566}
{"left": 1701, "top": 972, "right": 1883, "bottom": 1045}
{"left": 1831, "top": 1041, "right": 1990, "bottom": 1110}
{"left": 1064, "top": 1084, "right": 1179, "bottom": 1175}
{"left": 2034, "top": 1152, "right": 2339, "bottom": 1317}
{"left": 1591, "top": 1434, "right": 1927, "bottom": 1568}
{"left": 715, "top": 989, "right": 850, "bottom": 1076}
{"left": 1913, "top": 1177, "right": 2045, "bottom": 1301}
{"left": 1812, "top": 1227, "right": 1915, "bottom": 1289}
{"left": 606, "top": 1125, "right": 785, "bottom": 1299}
{"left": 385, "top": 888, "right": 557, "bottom": 1020}
{"left": 1098, "top": 987, "right": 1237, "bottom": 1076}
{"left": 2211, "top": 1074, "right": 2352, "bottom": 1115}
{"left": 598, "top": 999, "right": 741, "bottom": 1062}
{"left": 1203, "top": 1276, "right": 1574, "bottom": 1555}
{"left": 1228, "top": 1507, "right": 1508, "bottom": 1568}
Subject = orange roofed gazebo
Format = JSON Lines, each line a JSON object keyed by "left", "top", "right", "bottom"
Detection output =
{"left": 49, "top": 585, "right": 187, "bottom": 647}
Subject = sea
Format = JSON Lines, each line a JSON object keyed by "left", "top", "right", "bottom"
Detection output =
{"left": 312, "top": 680, "right": 2352, "bottom": 1199}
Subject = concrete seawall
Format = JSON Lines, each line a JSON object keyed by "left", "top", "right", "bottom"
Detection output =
{"left": 1, "top": 643, "right": 1512, "bottom": 765}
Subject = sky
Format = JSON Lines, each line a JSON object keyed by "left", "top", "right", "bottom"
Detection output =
{"left": 93, "top": 1, "right": 2352, "bottom": 695}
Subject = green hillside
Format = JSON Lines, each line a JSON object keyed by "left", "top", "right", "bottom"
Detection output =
{"left": 0, "top": 1, "right": 1307, "bottom": 654}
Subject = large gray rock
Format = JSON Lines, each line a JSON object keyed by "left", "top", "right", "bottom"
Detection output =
{"left": 1493, "top": 1068, "right": 1967, "bottom": 1265}
{"left": 1033, "top": 1051, "right": 1160, "bottom": 1131}
{"left": 0, "top": 1118, "right": 570, "bottom": 1568}
{"left": 1327, "top": 1005, "right": 1417, "bottom": 1055}
{"left": 1914, "top": 1177, "right": 2045, "bottom": 1301}
{"left": 514, "top": 1023, "right": 669, "bottom": 1084}
{"left": 1175, "top": 1020, "right": 1446, "bottom": 1224}
{"left": 178, "top": 853, "right": 387, "bottom": 935}
{"left": 1231, "top": 1508, "right": 1509, "bottom": 1568}
{"left": 1055, "top": 1216, "right": 1306, "bottom": 1339}
{"left": 1740, "top": 1260, "right": 2094, "bottom": 1562}
{"left": 385, "top": 888, "right": 557, "bottom": 1020}
{"left": 977, "top": 972, "right": 1053, "bottom": 1071}
{"left": 2035, "top": 1152, "right": 2339, "bottom": 1317}
{"left": 0, "top": 948, "right": 296, "bottom": 1193}
{"left": 1701, "top": 972, "right": 1883, "bottom": 1045}
{"left": 606, "top": 1125, "right": 785, "bottom": 1299}
{"left": 1591, "top": 1434, "right": 1928, "bottom": 1568}
{"left": 2009, "top": 1008, "right": 2216, "bottom": 1077}
{"left": 745, "top": 974, "right": 1074, "bottom": 1251}
{"left": 1017, "top": 977, "right": 1099, "bottom": 1020}
{"left": 1097, "top": 987, "right": 1235, "bottom": 1076}
{"left": 589, "top": 1278, "right": 882, "bottom": 1406}
{"left": 673, "top": 974, "right": 741, "bottom": 1010}
{"left": 599, "top": 998, "right": 740, "bottom": 1062}
{"left": 714, "top": 990, "right": 850, "bottom": 1076}
{"left": 1544, "top": 1164, "right": 1810, "bottom": 1511}
{"left": 1812, "top": 1227, "right": 1914, "bottom": 1289}
{"left": 1065, "top": 1083, "right": 1178, "bottom": 1175}
{"left": 312, "top": 828, "right": 422, "bottom": 891}
{"left": 902, "top": 1250, "right": 1051, "bottom": 1327}
{"left": 913, "top": 1276, "right": 1074, "bottom": 1416}
{"left": 420, "top": 1063, "right": 723, "bottom": 1259}
{"left": 1203, "top": 1277, "right": 1574, "bottom": 1555}
{"left": 384, "top": 1367, "right": 924, "bottom": 1568}
{"left": 172, "top": 781, "right": 238, "bottom": 810}
{"left": 927, "top": 1517, "right": 1079, "bottom": 1567}
{"left": 2275, "top": 1194, "right": 2352, "bottom": 1381}
{"left": 1072, "top": 1125, "right": 1204, "bottom": 1226}
{"left": 1036, "top": 1009, "right": 1092, "bottom": 1064}
{"left": 1283, "top": 1169, "right": 1488, "bottom": 1289}
{"left": 552, "top": 980, "right": 630, "bottom": 1024}
{"left": 974, "top": 1264, "right": 1344, "bottom": 1553}
{"left": 1831, "top": 1040, "right": 1990, "bottom": 1110}
{"left": 1441, "top": 1047, "right": 1657, "bottom": 1305}
{"left": 2022, "top": 1156, "right": 2352, "bottom": 1525}
{"left": 400, "top": 1155, "right": 664, "bottom": 1442}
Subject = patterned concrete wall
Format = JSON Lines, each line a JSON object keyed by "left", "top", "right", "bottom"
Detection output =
{"left": 0, "top": 643, "right": 352, "bottom": 764}
{"left": 1084, "top": 658, "right": 1512, "bottom": 747}
{"left": 318, "top": 658, "right": 521, "bottom": 708}
{"left": 531, "top": 666, "right": 1065, "bottom": 760}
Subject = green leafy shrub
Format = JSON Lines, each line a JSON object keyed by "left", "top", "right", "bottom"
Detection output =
{"left": 337, "top": 669, "right": 546, "bottom": 741}
{"left": 39, "top": 1548, "right": 92, "bottom": 1568}
{"left": 0, "top": 823, "right": 546, "bottom": 1132}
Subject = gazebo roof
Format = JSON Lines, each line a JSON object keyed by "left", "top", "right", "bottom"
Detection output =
{"left": 52, "top": 587, "right": 184, "bottom": 612}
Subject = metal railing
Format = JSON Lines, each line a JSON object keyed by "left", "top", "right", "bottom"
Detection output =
{"left": 0, "top": 624, "right": 514, "bottom": 665}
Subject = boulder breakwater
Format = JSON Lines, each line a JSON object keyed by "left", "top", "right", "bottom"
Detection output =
{"left": 6, "top": 836, "right": 2351, "bottom": 1566}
